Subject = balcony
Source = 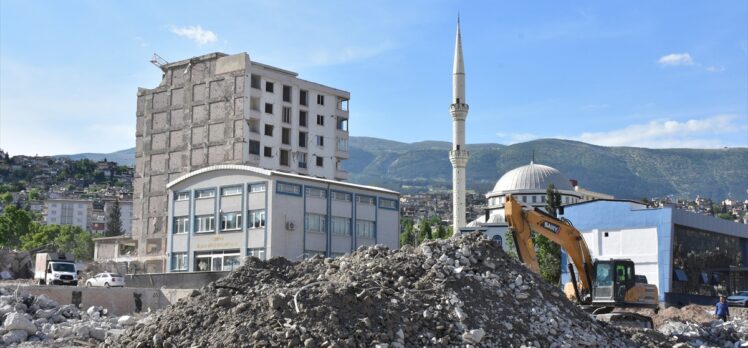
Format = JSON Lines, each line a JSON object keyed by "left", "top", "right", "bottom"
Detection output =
{"left": 335, "top": 169, "right": 348, "bottom": 181}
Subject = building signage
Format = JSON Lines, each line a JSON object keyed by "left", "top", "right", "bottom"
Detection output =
{"left": 195, "top": 236, "right": 234, "bottom": 250}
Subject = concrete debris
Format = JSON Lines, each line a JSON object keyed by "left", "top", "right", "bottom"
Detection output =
{"left": 111, "top": 233, "right": 644, "bottom": 347}
{"left": 0, "top": 249, "right": 33, "bottom": 279}
{"left": 0, "top": 286, "right": 143, "bottom": 346}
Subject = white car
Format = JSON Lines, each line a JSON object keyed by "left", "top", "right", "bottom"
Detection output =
{"left": 85, "top": 273, "right": 125, "bottom": 288}
{"left": 727, "top": 291, "right": 748, "bottom": 307}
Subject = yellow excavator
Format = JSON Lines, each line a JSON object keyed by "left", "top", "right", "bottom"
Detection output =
{"left": 503, "top": 194, "right": 659, "bottom": 328}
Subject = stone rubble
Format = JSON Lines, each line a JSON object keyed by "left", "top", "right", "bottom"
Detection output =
{"left": 0, "top": 287, "right": 141, "bottom": 346}
{"left": 110, "top": 233, "right": 644, "bottom": 347}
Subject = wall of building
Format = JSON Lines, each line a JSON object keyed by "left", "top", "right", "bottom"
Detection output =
{"left": 44, "top": 199, "right": 91, "bottom": 231}
{"left": 164, "top": 166, "right": 399, "bottom": 272}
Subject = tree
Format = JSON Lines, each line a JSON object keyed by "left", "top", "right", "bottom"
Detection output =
{"left": 0, "top": 192, "right": 12, "bottom": 204}
{"left": 0, "top": 205, "right": 35, "bottom": 248}
{"left": 436, "top": 224, "right": 447, "bottom": 239}
{"left": 417, "top": 219, "right": 432, "bottom": 244}
{"left": 531, "top": 184, "right": 563, "bottom": 285}
{"left": 399, "top": 218, "right": 416, "bottom": 247}
{"left": 18, "top": 224, "right": 93, "bottom": 260}
{"left": 106, "top": 200, "right": 124, "bottom": 237}
{"left": 27, "top": 188, "right": 41, "bottom": 201}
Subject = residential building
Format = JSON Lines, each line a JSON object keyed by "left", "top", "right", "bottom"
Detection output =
{"left": 133, "top": 52, "right": 351, "bottom": 271}
{"left": 559, "top": 200, "right": 748, "bottom": 302}
{"left": 165, "top": 165, "right": 399, "bottom": 272}
{"left": 44, "top": 199, "right": 92, "bottom": 231}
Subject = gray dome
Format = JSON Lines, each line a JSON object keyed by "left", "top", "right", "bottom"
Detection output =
{"left": 492, "top": 162, "right": 573, "bottom": 193}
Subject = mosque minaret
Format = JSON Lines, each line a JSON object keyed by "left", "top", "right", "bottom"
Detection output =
{"left": 449, "top": 16, "right": 469, "bottom": 232}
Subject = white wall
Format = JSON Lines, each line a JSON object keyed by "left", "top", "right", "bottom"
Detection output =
{"left": 582, "top": 227, "right": 660, "bottom": 291}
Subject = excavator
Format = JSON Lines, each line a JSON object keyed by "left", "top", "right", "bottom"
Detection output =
{"left": 503, "top": 194, "right": 659, "bottom": 328}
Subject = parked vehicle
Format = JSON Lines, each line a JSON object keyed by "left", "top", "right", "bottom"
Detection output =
{"left": 34, "top": 252, "right": 78, "bottom": 286}
{"left": 727, "top": 291, "right": 748, "bottom": 307}
{"left": 85, "top": 273, "right": 125, "bottom": 288}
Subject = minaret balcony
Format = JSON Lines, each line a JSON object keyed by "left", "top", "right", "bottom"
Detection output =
{"left": 450, "top": 103, "right": 469, "bottom": 113}
{"left": 449, "top": 149, "right": 470, "bottom": 161}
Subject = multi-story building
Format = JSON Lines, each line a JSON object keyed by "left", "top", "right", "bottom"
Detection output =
{"left": 133, "top": 52, "right": 351, "bottom": 271}
{"left": 44, "top": 199, "right": 92, "bottom": 231}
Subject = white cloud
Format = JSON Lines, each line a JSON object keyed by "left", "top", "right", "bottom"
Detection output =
{"left": 569, "top": 115, "right": 746, "bottom": 148}
{"left": 496, "top": 132, "right": 541, "bottom": 144}
{"left": 705, "top": 65, "right": 725, "bottom": 73}
{"left": 658, "top": 53, "right": 694, "bottom": 66}
{"left": 169, "top": 25, "right": 217, "bottom": 45}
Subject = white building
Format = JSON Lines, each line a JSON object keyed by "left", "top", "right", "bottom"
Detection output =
{"left": 560, "top": 200, "right": 748, "bottom": 303}
{"left": 44, "top": 199, "right": 92, "bottom": 231}
{"left": 164, "top": 165, "right": 400, "bottom": 272}
{"left": 465, "top": 162, "right": 582, "bottom": 244}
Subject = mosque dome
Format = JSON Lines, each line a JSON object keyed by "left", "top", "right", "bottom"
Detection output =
{"left": 491, "top": 161, "right": 574, "bottom": 194}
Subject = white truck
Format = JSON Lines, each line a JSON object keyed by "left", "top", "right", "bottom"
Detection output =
{"left": 34, "top": 252, "right": 78, "bottom": 286}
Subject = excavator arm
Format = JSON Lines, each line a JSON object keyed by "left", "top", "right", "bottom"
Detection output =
{"left": 504, "top": 194, "right": 595, "bottom": 298}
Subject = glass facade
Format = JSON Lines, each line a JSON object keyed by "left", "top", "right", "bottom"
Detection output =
{"left": 671, "top": 224, "right": 743, "bottom": 296}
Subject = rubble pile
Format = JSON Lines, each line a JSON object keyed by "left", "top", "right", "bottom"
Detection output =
{"left": 0, "top": 249, "right": 33, "bottom": 280}
{"left": 0, "top": 287, "right": 139, "bottom": 346}
{"left": 113, "top": 233, "right": 641, "bottom": 347}
{"left": 657, "top": 319, "right": 748, "bottom": 347}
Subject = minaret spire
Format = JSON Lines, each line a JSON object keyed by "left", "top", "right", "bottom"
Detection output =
{"left": 449, "top": 15, "right": 469, "bottom": 233}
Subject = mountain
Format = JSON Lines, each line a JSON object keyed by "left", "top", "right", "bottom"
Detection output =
{"left": 57, "top": 148, "right": 135, "bottom": 166}
{"left": 59, "top": 138, "right": 748, "bottom": 200}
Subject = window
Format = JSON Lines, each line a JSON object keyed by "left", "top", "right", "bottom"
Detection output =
{"left": 356, "top": 220, "right": 375, "bottom": 238}
{"left": 195, "top": 189, "right": 215, "bottom": 199}
{"left": 299, "top": 90, "right": 308, "bottom": 106}
{"left": 249, "top": 118, "right": 260, "bottom": 133}
{"left": 282, "top": 85, "right": 291, "bottom": 103}
{"left": 316, "top": 156, "right": 324, "bottom": 167}
{"left": 276, "top": 182, "right": 302, "bottom": 195}
{"left": 221, "top": 212, "right": 242, "bottom": 231}
{"left": 174, "top": 217, "right": 190, "bottom": 234}
{"left": 522, "top": 196, "right": 527, "bottom": 203}
{"left": 332, "top": 191, "right": 351, "bottom": 201}
{"left": 317, "top": 94, "right": 325, "bottom": 105}
{"left": 298, "top": 153, "right": 307, "bottom": 168}
{"left": 194, "top": 250, "right": 241, "bottom": 272}
{"left": 195, "top": 215, "right": 215, "bottom": 233}
{"left": 331, "top": 217, "right": 351, "bottom": 236}
{"left": 264, "top": 103, "right": 273, "bottom": 114}
{"left": 249, "top": 140, "right": 260, "bottom": 155}
{"left": 175, "top": 192, "right": 190, "bottom": 201}
{"left": 305, "top": 213, "right": 326, "bottom": 233}
{"left": 250, "top": 75, "right": 261, "bottom": 89}
{"left": 265, "top": 81, "right": 274, "bottom": 93}
{"left": 282, "top": 107, "right": 291, "bottom": 123}
{"left": 248, "top": 210, "right": 265, "bottom": 228}
{"left": 299, "top": 132, "right": 307, "bottom": 148}
{"left": 299, "top": 111, "right": 308, "bottom": 127}
{"left": 280, "top": 150, "right": 290, "bottom": 166}
{"left": 249, "top": 183, "right": 266, "bottom": 192}
{"left": 532, "top": 196, "right": 537, "bottom": 204}
{"left": 337, "top": 118, "right": 348, "bottom": 131}
{"left": 264, "top": 147, "right": 272, "bottom": 157}
{"left": 221, "top": 186, "right": 242, "bottom": 196}
{"left": 316, "top": 114, "right": 325, "bottom": 126}
{"left": 171, "top": 252, "right": 188, "bottom": 271}
{"left": 250, "top": 97, "right": 260, "bottom": 111}
{"left": 316, "top": 135, "right": 324, "bottom": 147}
{"left": 264, "top": 124, "right": 274, "bottom": 136}
{"left": 379, "top": 198, "right": 397, "bottom": 210}
{"left": 357, "top": 195, "right": 375, "bottom": 205}
{"left": 247, "top": 248, "right": 266, "bottom": 260}
{"left": 337, "top": 138, "right": 348, "bottom": 152}
{"left": 306, "top": 187, "right": 326, "bottom": 198}
{"left": 282, "top": 127, "right": 291, "bottom": 145}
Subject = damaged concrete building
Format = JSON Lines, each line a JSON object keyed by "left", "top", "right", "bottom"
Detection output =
{"left": 129, "top": 52, "right": 356, "bottom": 272}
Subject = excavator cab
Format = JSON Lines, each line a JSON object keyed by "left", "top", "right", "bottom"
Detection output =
{"left": 592, "top": 260, "right": 636, "bottom": 305}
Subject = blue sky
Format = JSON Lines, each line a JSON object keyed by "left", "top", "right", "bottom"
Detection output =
{"left": 1, "top": 0, "right": 746, "bottom": 156}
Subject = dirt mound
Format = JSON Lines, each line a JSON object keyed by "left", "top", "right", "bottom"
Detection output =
{"left": 111, "top": 233, "right": 641, "bottom": 347}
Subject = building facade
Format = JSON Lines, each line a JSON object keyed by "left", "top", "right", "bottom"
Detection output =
{"left": 559, "top": 200, "right": 748, "bottom": 301}
{"left": 44, "top": 199, "right": 92, "bottom": 231}
{"left": 133, "top": 52, "right": 351, "bottom": 271}
{"left": 164, "top": 165, "right": 399, "bottom": 272}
